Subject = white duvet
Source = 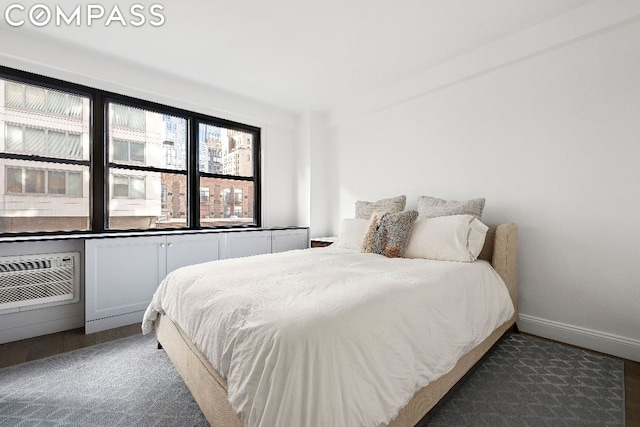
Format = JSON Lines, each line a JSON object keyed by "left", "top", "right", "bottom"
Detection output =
{"left": 142, "top": 247, "right": 514, "bottom": 427}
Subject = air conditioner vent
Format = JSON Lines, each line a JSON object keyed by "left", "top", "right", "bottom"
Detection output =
{"left": 0, "top": 252, "right": 80, "bottom": 312}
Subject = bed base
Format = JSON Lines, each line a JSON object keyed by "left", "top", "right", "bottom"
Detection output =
{"left": 156, "top": 223, "right": 519, "bottom": 427}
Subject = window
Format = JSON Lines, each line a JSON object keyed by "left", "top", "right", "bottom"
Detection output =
{"left": 24, "top": 169, "right": 45, "bottom": 193}
{"left": 6, "top": 168, "right": 23, "bottom": 193}
{"left": 48, "top": 171, "right": 66, "bottom": 195}
{"left": 200, "top": 187, "right": 210, "bottom": 202}
{"left": 107, "top": 102, "right": 188, "bottom": 230}
{"left": 6, "top": 167, "right": 83, "bottom": 197}
{"left": 161, "top": 184, "right": 167, "bottom": 202}
{"left": 222, "top": 188, "right": 230, "bottom": 203}
{"left": 5, "top": 81, "right": 83, "bottom": 118}
{"left": 112, "top": 175, "right": 145, "bottom": 199}
{"left": 112, "top": 139, "right": 145, "bottom": 164}
{"left": 198, "top": 123, "right": 256, "bottom": 226}
{"left": 111, "top": 103, "right": 145, "bottom": 130}
{"left": 5, "top": 124, "right": 82, "bottom": 159}
{"left": 1, "top": 76, "right": 90, "bottom": 233}
{"left": 0, "top": 66, "right": 260, "bottom": 236}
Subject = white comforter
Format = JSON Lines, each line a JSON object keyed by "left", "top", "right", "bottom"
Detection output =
{"left": 142, "top": 247, "right": 514, "bottom": 427}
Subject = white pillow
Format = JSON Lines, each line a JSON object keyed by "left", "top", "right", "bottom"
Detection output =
{"left": 333, "top": 218, "right": 369, "bottom": 250}
{"left": 404, "top": 215, "right": 488, "bottom": 262}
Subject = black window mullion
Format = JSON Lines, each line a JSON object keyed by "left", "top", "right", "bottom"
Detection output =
{"left": 254, "top": 131, "right": 262, "bottom": 227}
{"left": 189, "top": 119, "right": 200, "bottom": 228}
{"left": 91, "top": 92, "right": 106, "bottom": 233}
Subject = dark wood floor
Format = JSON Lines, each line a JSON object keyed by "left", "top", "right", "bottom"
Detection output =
{"left": 0, "top": 324, "right": 141, "bottom": 369}
{"left": 0, "top": 325, "right": 638, "bottom": 426}
{"left": 628, "top": 359, "right": 640, "bottom": 427}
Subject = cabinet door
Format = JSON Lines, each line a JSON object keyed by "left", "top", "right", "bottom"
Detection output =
{"left": 166, "top": 233, "right": 223, "bottom": 274}
{"left": 272, "top": 228, "right": 309, "bottom": 253}
{"left": 225, "top": 230, "right": 272, "bottom": 259}
{"left": 85, "top": 236, "right": 166, "bottom": 332}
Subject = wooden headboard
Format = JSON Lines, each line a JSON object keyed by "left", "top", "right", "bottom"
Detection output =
{"left": 478, "top": 223, "right": 519, "bottom": 314}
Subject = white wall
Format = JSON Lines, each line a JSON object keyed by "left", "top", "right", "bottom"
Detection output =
{"left": 316, "top": 3, "right": 640, "bottom": 361}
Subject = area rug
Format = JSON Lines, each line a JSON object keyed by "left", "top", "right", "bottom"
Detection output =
{"left": 0, "top": 332, "right": 624, "bottom": 426}
{"left": 428, "top": 333, "right": 624, "bottom": 426}
{"left": 0, "top": 333, "right": 207, "bottom": 426}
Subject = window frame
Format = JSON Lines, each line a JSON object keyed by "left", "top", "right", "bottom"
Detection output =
{"left": 196, "top": 120, "right": 258, "bottom": 227}
{"left": 0, "top": 65, "right": 262, "bottom": 237}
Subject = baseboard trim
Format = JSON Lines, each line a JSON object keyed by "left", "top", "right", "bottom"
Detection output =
{"left": 85, "top": 311, "right": 143, "bottom": 335}
{"left": 0, "top": 315, "right": 84, "bottom": 345}
{"left": 518, "top": 314, "right": 640, "bottom": 362}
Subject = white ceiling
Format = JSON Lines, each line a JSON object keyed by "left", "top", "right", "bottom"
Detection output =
{"left": 14, "top": 0, "right": 593, "bottom": 113}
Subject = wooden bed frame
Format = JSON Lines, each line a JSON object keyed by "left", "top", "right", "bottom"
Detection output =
{"left": 155, "top": 223, "right": 519, "bottom": 427}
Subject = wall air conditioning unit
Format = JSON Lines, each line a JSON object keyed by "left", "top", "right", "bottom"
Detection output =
{"left": 0, "top": 252, "right": 80, "bottom": 312}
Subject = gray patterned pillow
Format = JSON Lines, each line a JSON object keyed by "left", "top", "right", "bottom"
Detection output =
{"left": 355, "top": 195, "right": 406, "bottom": 219}
{"left": 417, "top": 196, "right": 485, "bottom": 219}
{"left": 373, "top": 210, "right": 418, "bottom": 258}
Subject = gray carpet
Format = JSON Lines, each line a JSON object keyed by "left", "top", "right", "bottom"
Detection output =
{"left": 0, "top": 333, "right": 207, "bottom": 427}
{"left": 428, "top": 334, "right": 624, "bottom": 427}
{"left": 0, "top": 332, "right": 624, "bottom": 427}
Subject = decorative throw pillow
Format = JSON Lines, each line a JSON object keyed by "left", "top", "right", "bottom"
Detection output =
{"left": 333, "top": 218, "right": 369, "bottom": 250}
{"left": 360, "top": 211, "right": 385, "bottom": 253}
{"left": 355, "top": 195, "right": 406, "bottom": 219}
{"left": 373, "top": 210, "right": 418, "bottom": 258}
{"left": 404, "top": 215, "right": 489, "bottom": 262}
{"left": 417, "top": 195, "right": 485, "bottom": 219}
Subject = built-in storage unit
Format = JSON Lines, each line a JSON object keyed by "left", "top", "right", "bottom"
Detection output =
{"left": 225, "top": 228, "right": 309, "bottom": 259}
{"left": 84, "top": 233, "right": 225, "bottom": 334}
{"left": 84, "top": 227, "right": 308, "bottom": 333}
{"left": 271, "top": 228, "right": 311, "bottom": 254}
{"left": 224, "top": 230, "right": 272, "bottom": 259}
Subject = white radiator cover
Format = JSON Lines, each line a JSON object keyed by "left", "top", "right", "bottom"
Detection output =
{"left": 0, "top": 252, "right": 80, "bottom": 312}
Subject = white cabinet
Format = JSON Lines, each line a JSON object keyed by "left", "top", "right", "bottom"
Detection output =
{"left": 224, "top": 230, "right": 272, "bottom": 259}
{"left": 166, "top": 233, "right": 224, "bottom": 273}
{"left": 85, "top": 233, "right": 223, "bottom": 333}
{"left": 225, "top": 228, "right": 309, "bottom": 259}
{"left": 272, "top": 228, "right": 309, "bottom": 253}
{"left": 84, "top": 228, "right": 307, "bottom": 333}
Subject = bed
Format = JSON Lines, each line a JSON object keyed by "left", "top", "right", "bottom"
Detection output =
{"left": 143, "top": 223, "right": 518, "bottom": 427}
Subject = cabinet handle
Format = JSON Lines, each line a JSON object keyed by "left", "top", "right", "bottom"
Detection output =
{"left": 167, "top": 243, "right": 173, "bottom": 247}
{"left": 160, "top": 243, "right": 165, "bottom": 248}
